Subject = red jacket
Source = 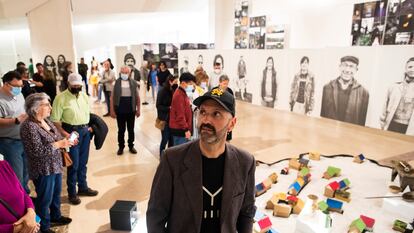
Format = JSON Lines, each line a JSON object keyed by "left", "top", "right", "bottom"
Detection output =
{"left": 169, "top": 87, "right": 192, "bottom": 136}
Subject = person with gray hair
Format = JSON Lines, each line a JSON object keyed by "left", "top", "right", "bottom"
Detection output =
{"left": 20, "top": 93, "right": 73, "bottom": 233}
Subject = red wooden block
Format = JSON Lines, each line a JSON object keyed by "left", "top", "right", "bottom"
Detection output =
{"left": 258, "top": 216, "right": 272, "bottom": 230}
{"left": 328, "top": 181, "right": 340, "bottom": 191}
{"left": 287, "top": 195, "right": 299, "bottom": 202}
{"left": 360, "top": 215, "right": 375, "bottom": 228}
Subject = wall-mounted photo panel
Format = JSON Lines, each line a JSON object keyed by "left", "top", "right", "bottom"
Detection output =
{"left": 384, "top": 0, "right": 414, "bottom": 44}
{"left": 234, "top": 0, "right": 249, "bottom": 49}
{"left": 159, "top": 43, "right": 179, "bottom": 74}
{"left": 366, "top": 45, "right": 414, "bottom": 135}
{"left": 351, "top": 0, "right": 388, "bottom": 46}
{"left": 249, "top": 16, "right": 266, "bottom": 49}
{"left": 143, "top": 44, "right": 160, "bottom": 63}
{"left": 286, "top": 50, "right": 325, "bottom": 117}
{"left": 320, "top": 47, "right": 376, "bottom": 126}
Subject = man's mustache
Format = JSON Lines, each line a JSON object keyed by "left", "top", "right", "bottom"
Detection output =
{"left": 200, "top": 124, "right": 215, "bottom": 132}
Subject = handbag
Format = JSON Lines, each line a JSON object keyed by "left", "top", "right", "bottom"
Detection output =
{"left": 61, "top": 149, "right": 73, "bottom": 167}
{"left": 0, "top": 197, "right": 20, "bottom": 220}
{"left": 155, "top": 118, "right": 166, "bottom": 130}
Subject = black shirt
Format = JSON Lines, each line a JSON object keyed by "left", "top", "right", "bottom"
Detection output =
{"left": 157, "top": 69, "right": 171, "bottom": 87}
{"left": 33, "top": 73, "right": 44, "bottom": 93}
{"left": 337, "top": 80, "right": 352, "bottom": 121}
{"left": 201, "top": 152, "right": 225, "bottom": 233}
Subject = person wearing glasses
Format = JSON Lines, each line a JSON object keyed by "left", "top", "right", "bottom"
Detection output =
{"left": 0, "top": 71, "right": 29, "bottom": 193}
{"left": 20, "top": 93, "right": 73, "bottom": 233}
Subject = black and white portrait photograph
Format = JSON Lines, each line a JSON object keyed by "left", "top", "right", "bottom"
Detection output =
{"left": 57, "top": 54, "right": 66, "bottom": 77}
{"left": 320, "top": 55, "right": 370, "bottom": 126}
{"left": 289, "top": 56, "right": 315, "bottom": 115}
{"left": 209, "top": 54, "right": 225, "bottom": 90}
{"left": 380, "top": 57, "right": 414, "bottom": 135}
{"left": 180, "top": 56, "right": 189, "bottom": 75}
{"left": 124, "top": 53, "right": 141, "bottom": 82}
{"left": 43, "top": 55, "right": 57, "bottom": 81}
{"left": 143, "top": 43, "right": 160, "bottom": 63}
{"left": 261, "top": 56, "right": 277, "bottom": 108}
{"left": 235, "top": 55, "right": 252, "bottom": 102}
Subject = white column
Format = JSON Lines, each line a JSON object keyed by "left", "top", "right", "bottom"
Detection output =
{"left": 212, "top": 0, "right": 234, "bottom": 49}
{"left": 27, "top": 0, "right": 76, "bottom": 66}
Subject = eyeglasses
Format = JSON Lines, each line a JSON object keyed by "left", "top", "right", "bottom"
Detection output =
{"left": 40, "top": 103, "right": 52, "bottom": 108}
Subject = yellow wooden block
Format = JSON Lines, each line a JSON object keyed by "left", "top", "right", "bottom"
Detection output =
{"left": 289, "top": 159, "right": 301, "bottom": 170}
{"left": 324, "top": 186, "right": 335, "bottom": 198}
{"left": 309, "top": 152, "right": 321, "bottom": 161}
{"left": 266, "top": 195, "right": 279, "bottom": 210}
{"left": 297, "top": 177, "right": 305, "bottom": 187}
{"left": 275, "top": 192, "right": 287, "bottom": 201}
{"left": 292, "top": 199, "right": 305, "bottom": 215}
{"left": 268, "top": 172, "right": 278, "bottom": 183}
{"left": 273, "top": 204, "right": 292, "bottom": 218}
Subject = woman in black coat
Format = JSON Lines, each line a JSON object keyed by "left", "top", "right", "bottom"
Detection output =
{"left": 156, "top": 75, "right": 178, "bottom": 156}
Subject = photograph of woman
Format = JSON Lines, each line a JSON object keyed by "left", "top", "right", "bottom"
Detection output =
{"left": 289, "top": 56, "right": 315, "bottom": 115}
{"left": 261, "top": 56, "right": 277, "bottom": 108}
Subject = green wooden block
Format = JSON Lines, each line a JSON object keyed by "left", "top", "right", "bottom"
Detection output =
{"left": 327, "top": 166, "right": 341, "bottom": 177}
{"left": 300, "top": 167, "right": 310, "bottom": 176}
{"left": 343, "top": 178, "right": 351, "bottom": 186}
{"left": 318, "top": 201, "right": 328, "bottom": 211}
{"left": 351, "top": 218, "right": 366, "bottom": 232}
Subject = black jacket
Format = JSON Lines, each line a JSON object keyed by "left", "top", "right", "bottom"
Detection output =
{"left": 156, "top": 85, "right": 174, "bottom": 121}
{"left": 89, "top": 113, "right": 108, "bottom": 150}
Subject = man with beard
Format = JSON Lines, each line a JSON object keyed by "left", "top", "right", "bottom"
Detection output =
{"left": 123, "top": 53, "right": 141, "bottom": 84}
{"left": 380, "top": 57, "right": 414, "bottom": 135}
{"left": 147, "top": 88, "right": 256, "bottom": 233}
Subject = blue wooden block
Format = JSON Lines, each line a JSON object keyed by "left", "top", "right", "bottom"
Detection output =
{"left": 256, "top": 183, "right": 265, "bottom": 191}
{"left": 358, "top": 154, "right": 365, "bottom": 160}
{"left": 291, "top": 182, "right": 301, "bottom": 192}
{"left": 254, "top": 210, "right": 266, "bottom": 222}
{"left": 267, "top": 228, "right": 279, "bottom": 233}
{"left": 326, "top": 198, "right": 343, "bottom": 209}
{"left": 339, "top": 180, "right": 346, "bottom": 189}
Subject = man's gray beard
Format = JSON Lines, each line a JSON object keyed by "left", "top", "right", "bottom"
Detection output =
{"left": 199, "top": 127, "right": 227, "bottom": 145}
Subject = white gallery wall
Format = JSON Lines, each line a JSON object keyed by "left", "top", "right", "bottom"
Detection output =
{"left": 179, "top": 45, "right": 414, "bottom": 135}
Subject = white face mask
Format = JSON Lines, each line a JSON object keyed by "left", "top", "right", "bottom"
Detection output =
{"left": 200, "top": 82, "right": 207, "bottom": 89}
{"left": 120, "top": 74, "right": 129, "bottom": 80}
{"left": 214, "top": 68, "right": 221, "bottom": 74}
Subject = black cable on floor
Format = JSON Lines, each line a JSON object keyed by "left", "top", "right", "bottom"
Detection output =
{"left": 256, "top": 153, "right": 393, "bottom": 169}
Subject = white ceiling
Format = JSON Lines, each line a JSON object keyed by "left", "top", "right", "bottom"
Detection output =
{"left": 0, "top": 0, "right": 208, "bottom": 30}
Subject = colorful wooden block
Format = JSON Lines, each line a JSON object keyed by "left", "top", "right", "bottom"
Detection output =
{"left": 254, "top": 210, "right": 266, "bottom": 222}
{"left": 257, "top": 216, "right": 272, "bottom": 232}
{"left": 292, "top": 198, "right": 305, "bottom": 215}
{"left": 273, "top": 204, "right": 292, "bottom": 218}
{"left": 328, "top": 181, "right": 340, "bottom": 191}
{"left": 318, "top": 201, "right": 328, "bottom": 212}
{"left": 262, "top": 178, "right": 273, "bottom": 189}
{"left": 275, "top": 193, "right": 287, "bottom": 201}
{"left": 324, "top": 186, "right": 335, "bottom": 198}
{"left": 326, "top": 198, "right": 343, "bottom": 210}
{"left": 281, "top": 167, "right": 289, "bottom": 175}
{"left": 335, "top": 189, "right": 351, "bottom": 202}
{"left": 349, "top": 218, "right": 366, "bottom": 233}
{"left": 269, "top": 172, "right": 278, "bottom": 184}
{"left": 309, "top": 152, "right": 321, "bottom": 160}
{"left": 353, "top": 154, "right": 366, "bottom": 163}
{"left": 266, "top": 195, "right": 279, "bottom": 210}
{"left": 299, "top": 167, "right": 310, "bottom": 177}
{"left": 289, "top": 159, "right": 301, "bottom": 170}
{"left": 255, "top": 183, "right": 267, "bottom": 197}
{"left": 287, "top": 195, "right": 298, "bottom": 203}
{"left": 339, "top": 178, "right": 351, "bottom": 189}
{"left": 323, "top": 166, "right": 341, "bottom": 179}
{"left": 299, "top": 158, "right": 309, "bottom": 167}
{"left": 360, "top": 215, "right": 375, "bottom": 231}
{"left": 393, "top": 219, "right": 407, "bottom": 232}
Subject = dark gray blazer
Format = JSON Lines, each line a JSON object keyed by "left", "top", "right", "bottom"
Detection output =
{"left": 146, "top": 140, "right": 256, "bottom": 233}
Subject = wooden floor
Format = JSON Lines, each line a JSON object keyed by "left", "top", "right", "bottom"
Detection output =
{"left": 64, "top": 97, "right": 414, "bottom": 233}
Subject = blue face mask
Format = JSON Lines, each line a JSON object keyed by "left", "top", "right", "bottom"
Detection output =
{"left": 10, "top": 86, "right": 22, "bottom": 96}
{"left": 120, "top": 74, "right": 129, "bottom": 80}
{"left": 185, "top": 85, "right": 194, "bottom": 93}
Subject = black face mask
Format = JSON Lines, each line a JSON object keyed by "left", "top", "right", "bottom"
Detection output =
{"left": 69, "top": 87, "right": 82, "bottom": 94}
{"left": 171, "top": 84, "right": 178, "bottom": 91}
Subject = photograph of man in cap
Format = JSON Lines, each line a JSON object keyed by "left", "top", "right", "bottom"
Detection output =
{"left": 147, "top": 87, "right": 256, "bottom": 233}
{"left": 209, "top": 54, "right": 225, "bottom": 90}
{"left": 321, "top": 55, "right": 369, "bottom": 126}
{"left": 180, "top": 56, "right": 190, "bottom": 76}
{"left": 124, "top": 53, "right": 141, "bottom": 84}
{"left": 380, "top": 57, "right": 414, "bottom": 135}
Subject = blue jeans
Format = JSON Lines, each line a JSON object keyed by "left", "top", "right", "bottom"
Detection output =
{"left": 0, "top": 138, "right": 29, "bottom": 193}
{"left": 33, "top": 173, "right": 62, "bottom": 231}
{"left": 173, "top": 136, "right": 188, "bottom": 146}
{"left": 97, "top": 84, "right": 103, "bottom": 100}
{"left": 62, "top": 126, "right": 91, "bottom": 197}
{"left": 160, "top": 124, "right": 173, "bottom": 156}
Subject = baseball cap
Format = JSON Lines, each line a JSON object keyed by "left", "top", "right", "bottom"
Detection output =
{"left": 193, "top": 88, "right": 235, "bottom": 116}
{"left": 68, "top": 73, "right": 83, "bottom": 86}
